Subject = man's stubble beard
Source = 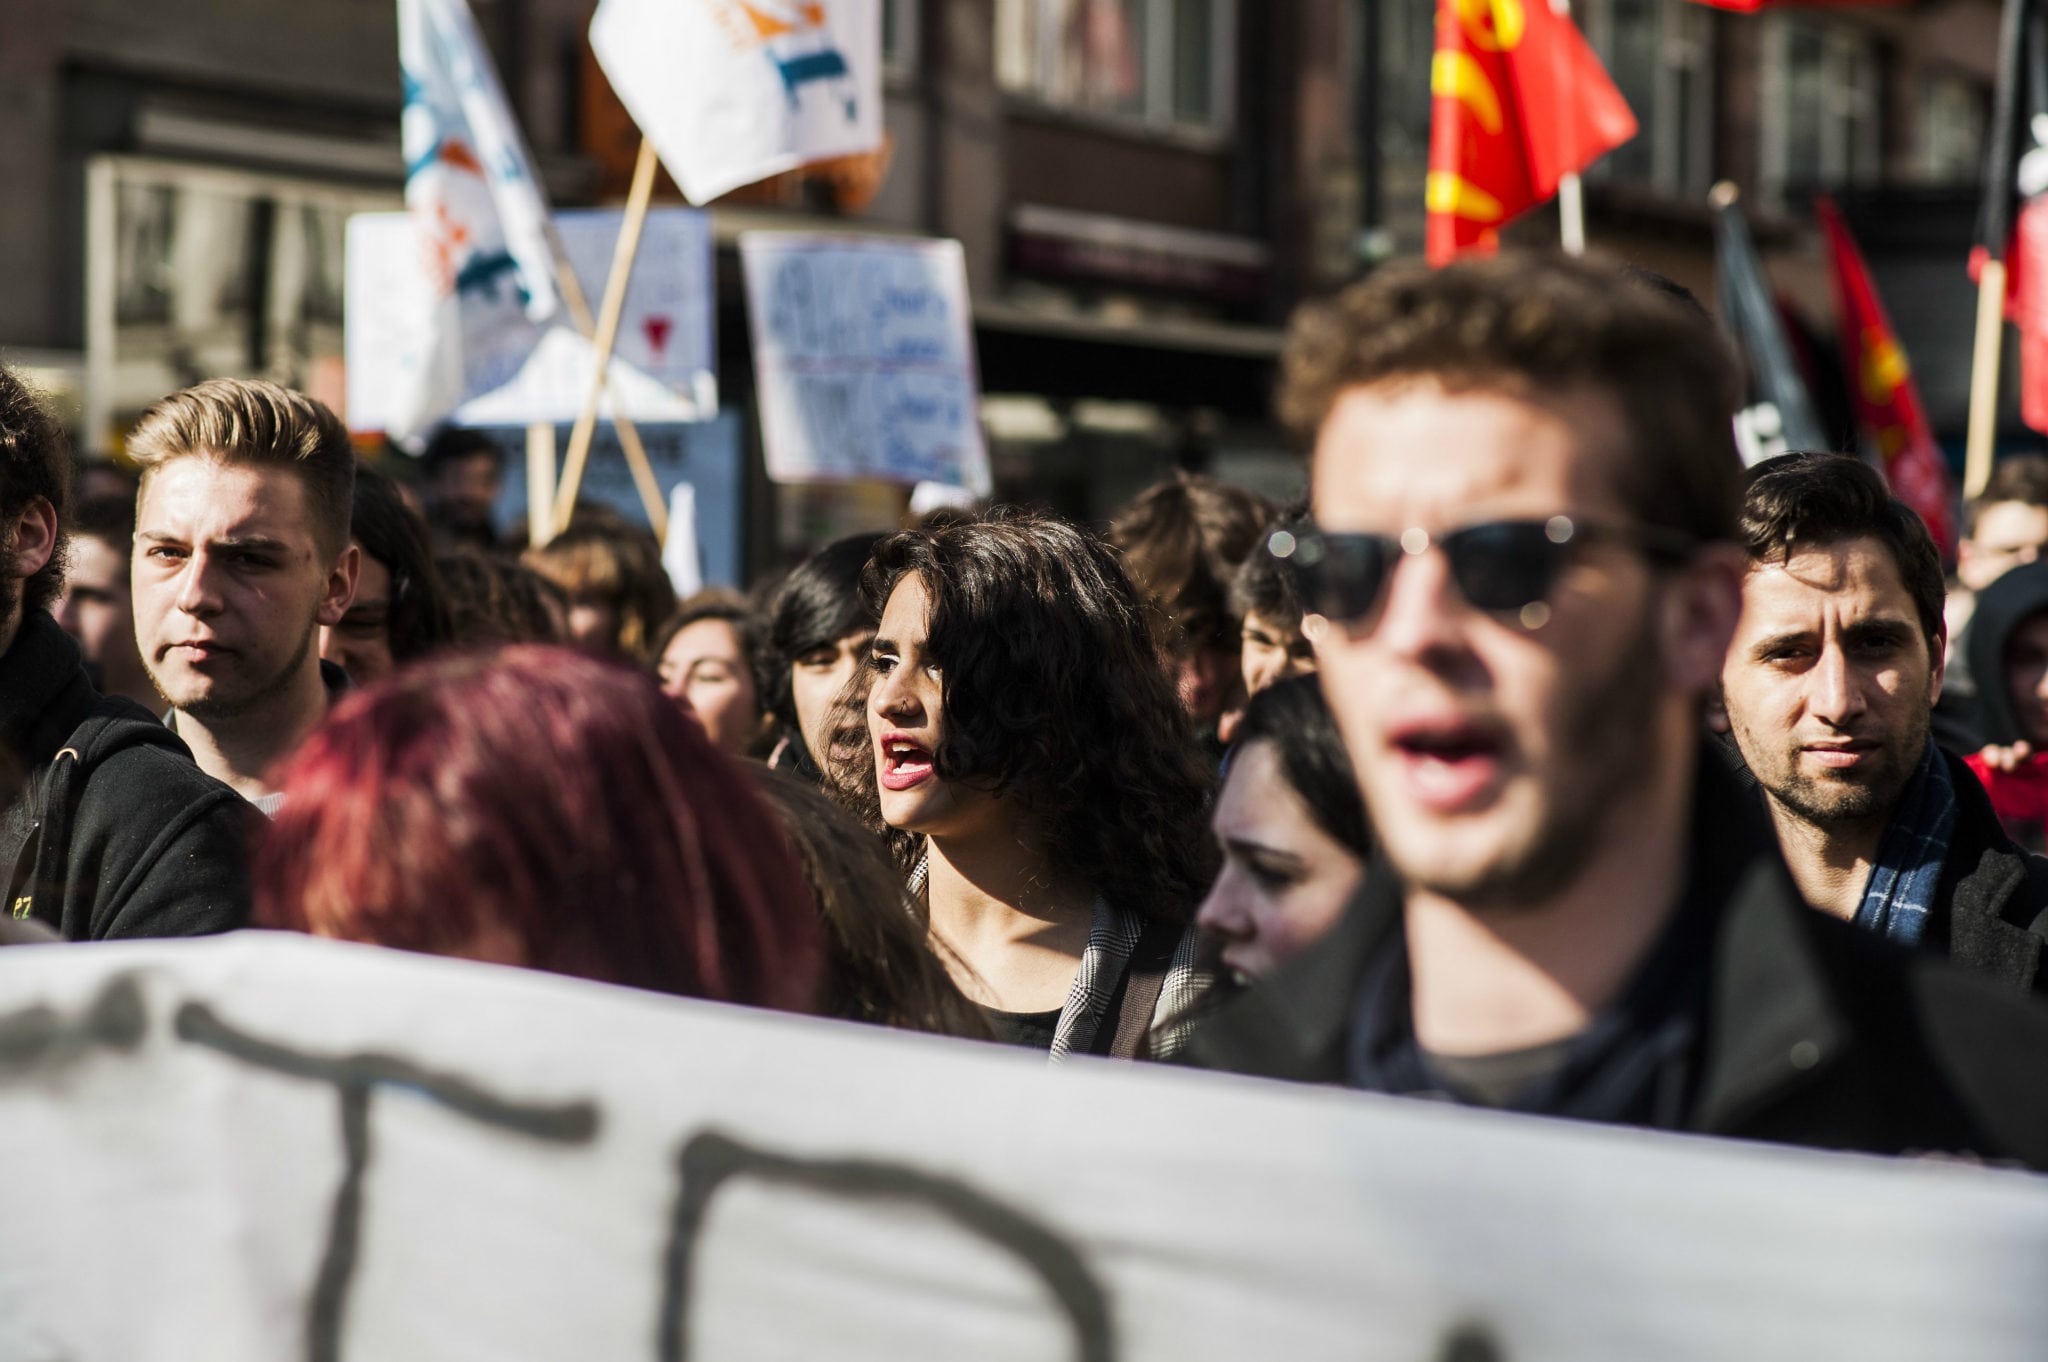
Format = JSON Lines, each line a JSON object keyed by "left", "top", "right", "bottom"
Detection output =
{"left": 1749, "top": 703, "right": 1926, "bottom": 835}
{"left": 1406, "top": 606, "right": 1668, "bottom": 913}
{"left": 155, "top": 614, "right": 319, "bottom": 723}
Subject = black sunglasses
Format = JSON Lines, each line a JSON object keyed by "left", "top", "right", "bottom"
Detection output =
{"left": 1270, "top": 515, "right": 1696, "bottom": 629}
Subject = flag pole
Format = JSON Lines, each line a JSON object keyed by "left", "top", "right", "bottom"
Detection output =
{"left": 1968, "top": 263, "right": 2008, "bottom": 500}
{"left": 540, "top": 223, "right": 669, "bottom": 542}
{"left": 552, "top": 136, "right": 660, "bottom": 537}
{"left": 526, "top": 421, "right": 558, "bottom": 546}
{"left": 1968, "top": 0, "right": 2031, "bottom": 499}
{"left": 1552, "top": 0, "right": 1586, "bottom": 255}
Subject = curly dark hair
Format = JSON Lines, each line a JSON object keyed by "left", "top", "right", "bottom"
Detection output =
{"left": 0, "top": 365, "right": 72, "bottom": 616}
{"left": 835, "top": 512, "right": 1218, "bottom": 924}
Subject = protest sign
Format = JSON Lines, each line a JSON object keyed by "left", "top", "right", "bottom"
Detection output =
{"left": 487, "top": 416, "right": 745, "bottom": 587}
{"left": 741, "top": 232, "right": 991, "bottom": 493}
{"left": 393, "top": 0, "right": 562, "bottom": 440}
{"left": 346, "top": 207, "right": 717, "bottom": 434}
{"left": 3, "top": 932, "right": 2047, "bottom": 1361}
{"left": 589, "top": 0, "right": 883, "bottom": 205}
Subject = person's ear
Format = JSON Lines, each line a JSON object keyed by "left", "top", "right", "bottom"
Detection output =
{"left": 315, "top": 543, "right": 360, "bottom": 628}
{"left": 7, "top": 498, "right": 57, "bottom": 582}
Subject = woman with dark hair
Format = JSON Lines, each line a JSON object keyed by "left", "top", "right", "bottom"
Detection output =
{"left": 757, "top": 532, "right": 884, "bottom": 780}
{"left": 750, "top": 765, "right": 989, "bottom": 1038}
{"left": 653, "top": 590, "right": 766, "bottom": 757}
{"left": 319, "top": 464, "right": 455, "bottom": 686}
{"left": 252, "top": 647, "right": 821, "bottom": 1012}
{"left": 847, "top": 512, "right": 1218, "bottom": 1058}
{"left": 438, "top": 550, "right": 569, "bottom": 648}
{"left": 1196, "top": 676, "right": 1369, "bottom": 983}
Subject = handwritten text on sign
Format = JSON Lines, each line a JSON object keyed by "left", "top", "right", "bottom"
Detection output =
{"left": 741, "top": 233, "right": 991, "bottom": 493}
{"left": 4, "top": 935, "right": 2048, "bottom": 1361}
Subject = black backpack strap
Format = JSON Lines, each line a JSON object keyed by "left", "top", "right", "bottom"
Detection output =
{"left": 5, "top": 709, "right": 141, "bottom": 931}
{"left": 1089, "top": 917, "right": 1185, "bottom": 1061}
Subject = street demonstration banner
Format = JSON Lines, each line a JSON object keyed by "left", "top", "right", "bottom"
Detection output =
{"left": 2, "top": 935, "right": 2047, "bottom": 1362}
{"left": 741, "top": 232, "right": 991, "bottom": 493}
{"left": 347, "top": 207, "right": 718, "bottom": 432}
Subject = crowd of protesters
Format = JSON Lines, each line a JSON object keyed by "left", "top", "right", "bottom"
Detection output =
{"left": 5, "top": 249, "right": 2048, "bottom": 1169}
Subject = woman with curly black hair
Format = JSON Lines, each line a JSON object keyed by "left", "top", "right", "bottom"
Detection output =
{"left": 842, "top": 512, "right": 1219, "bottom": 1059}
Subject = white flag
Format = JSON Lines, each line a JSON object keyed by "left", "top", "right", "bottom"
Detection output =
{"left": 590, "top": 0, "right": 883, "bottom": 205}
{"left": 393, "top": 0, "right": 561, "bottom": 440}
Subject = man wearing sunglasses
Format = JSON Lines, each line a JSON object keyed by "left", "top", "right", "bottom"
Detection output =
{"left": 1187, "top": 255, "right": 2048, "bottom": 1166}
{"left": 1718, "top": 452, "right": 2048, "bottom": 991}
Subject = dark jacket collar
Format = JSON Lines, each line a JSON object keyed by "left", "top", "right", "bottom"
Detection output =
{"left": 1188, "top": 744, "right": 1859, "bottom": 1133}
{"left": 0, "top": 611, "right": 100, "bottom": 770}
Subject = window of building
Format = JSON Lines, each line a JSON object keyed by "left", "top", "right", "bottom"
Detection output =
{"left": 995, "top": 0, "right": 1236, "bottom": 133}
{"left": 1918, "top": 71, "right": 1986, "bottom": 185}
{"left": 1578, "top": 0, "right": 1714, "bottom": 196}
{"left": 1761, "top": 16, "right": 1882, "bottom": 204}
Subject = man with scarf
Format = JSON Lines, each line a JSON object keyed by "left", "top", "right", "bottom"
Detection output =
{"left": 1720, "top": 453, "right": 2048, "bottom": 994}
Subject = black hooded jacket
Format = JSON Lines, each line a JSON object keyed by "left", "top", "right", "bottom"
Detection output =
{"left": 1964, "top": 558, "right": 2048, "bottom": 748}
{"left": 0, "top": 610, "right": 252, "bottom": 939}
{"left": 1185, "top": 748, "right": 2048, "bottom": 1168}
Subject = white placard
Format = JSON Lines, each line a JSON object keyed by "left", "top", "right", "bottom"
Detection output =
{"left": 590, "top": 0, "right": 883, "bottom": 206}
{"left": 2, "top": 933, "right": 2047, "bottom": 1361}
{"left": 346, "top": 207, "right": 717, "bottom": 434}
{"left": 741, "top": 232, "right": 990, "bottom": 492}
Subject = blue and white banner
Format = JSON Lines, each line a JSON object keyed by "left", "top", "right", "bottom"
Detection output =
{"left": 393, "top": 0, "right": 561, "bottom": 441}
{"left": 591, "top": 0, "right": 884, "bottom": 205}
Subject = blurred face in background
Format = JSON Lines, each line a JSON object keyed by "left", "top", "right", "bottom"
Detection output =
{"left": 791, "top": 628, "right": 873, "bottom": 770}
{"left": 431, "top": 451, "right": 502, "bottom": 538}
{"left": 1959, "top": 500, "right": 2048, "bottom": 593}
{"left": 659, "top": 617, "right": 761, "bottom": 755}
{"left": 55, "top": 534, "right": 148, "bottom": 701}
{"left": 1196, "top": 738, "right": 1362, "bottom": 980}
{"left": 1241, "top": 610, "right": 1319, "bottom": 698}
{"left": 319, "top": 546, "right": 395, "bottom": 686}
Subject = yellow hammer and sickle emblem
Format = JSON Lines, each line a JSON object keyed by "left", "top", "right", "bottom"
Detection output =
{"left": 1455, "top": 0, "right": 1526, "bottom": 53}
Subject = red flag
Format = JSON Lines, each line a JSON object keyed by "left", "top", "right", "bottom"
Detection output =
{"left": 1816, "top": 197, "right": 1958, "bottom": 558}
{"left": 1426, "top": 0, "right": 1637, "bottom": 266}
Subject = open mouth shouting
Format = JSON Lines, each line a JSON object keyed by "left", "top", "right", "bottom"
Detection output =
{"left": 878, "top": 731, "right": 935, "bottom": 791}
{"left": 1387, "top": 715, "right": 1510, "bottom": 814}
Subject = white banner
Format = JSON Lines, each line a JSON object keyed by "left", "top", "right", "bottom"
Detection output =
{"left": 2, "top": 934, "right": 2047, "bottom": 1360}
{"left": 591, "top": 0, "right": 883, "bottom": 206}
{"left": 742, "top": 232, "right": 991, "bottom": 492}
{"left": 393, "top": 0, "right": 562, "bottom": 439}
{"left": 346, "top": 207, "right": 717, "bottom": 432}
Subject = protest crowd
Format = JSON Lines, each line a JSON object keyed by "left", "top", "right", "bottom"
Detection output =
{"left": 5, "top": 248, "right": 2048, "bottom": 1170}
{"left": 22, "top": 0, "right": 2048, "bottom": 1350}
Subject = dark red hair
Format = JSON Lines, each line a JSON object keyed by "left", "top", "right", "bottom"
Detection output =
{"left": 253, "top": 646, "right": 822, "bottom": 1012}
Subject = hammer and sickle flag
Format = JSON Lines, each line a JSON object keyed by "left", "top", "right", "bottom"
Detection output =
{"left": 1427, "top": 0, "right": 1637, "bottom": 265}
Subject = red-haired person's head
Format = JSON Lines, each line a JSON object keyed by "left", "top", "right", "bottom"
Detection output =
{"left": 253, "top": 646, "right": 823, "bottom": 1012}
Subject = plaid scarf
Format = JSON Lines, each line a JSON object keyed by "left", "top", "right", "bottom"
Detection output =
{"left": 1854, "top": 741, "right": 1957, "bottom": 947}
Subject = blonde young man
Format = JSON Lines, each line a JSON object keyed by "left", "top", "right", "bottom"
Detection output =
{"left": 127, "top": 379, "right": 359, "bottom": 813}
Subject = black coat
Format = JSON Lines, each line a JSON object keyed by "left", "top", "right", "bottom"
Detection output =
{"left": 1924, "top": 747, "right": 2048, "bottom": 991}
{"left": 0, "top": 611, "right": 252, "bottom": 940}
{"left": 1184, "top": 750, "right": 2048, "bottom": 1170}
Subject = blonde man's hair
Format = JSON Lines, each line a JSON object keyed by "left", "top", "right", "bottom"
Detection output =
{"left": 127, "top": 378, "right": 356, "bottom": 557}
